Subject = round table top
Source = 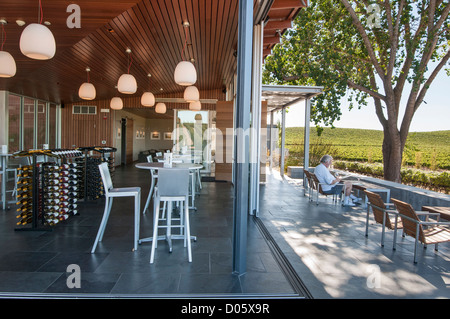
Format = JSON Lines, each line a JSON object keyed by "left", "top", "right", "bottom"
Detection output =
{"left": 135, "top": 162, "right": 203, "bottom": 170}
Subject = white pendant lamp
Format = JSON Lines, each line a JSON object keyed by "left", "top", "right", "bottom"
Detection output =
{"left": 0, "top": 51, "right": 16, "bottom": 78}
{"left": 0, "top": 21, "right": 16, "bottom": 78}
{"left": 19, "top": 1, "right": 56, "bottom": 60}
{"left": 141, "top": 92, "right": 155, "bottom": 107}
{"left": 78, "top": 67, "right": 96, "bottom": 100}
{"left": 110, "top": 97, "right": 123, "bottom": 110}
{"left": 184, "top": 86, "right": 199, "bottom": 103}
{"left": 174, "top": 22, "right": 197, "bottom": 86}
{"left": 189, "top": 100, "right": 201, "bottom": 111}
{"left": 174, "top": 61, "right": 197, "bottom": 86}
{"left": 141, "top": 74, "right": 155, "bottom": 107}
{"left": 155, "top": 102, "right": 166, "bottom": 114}
{"left": 117, "top": 48, "right": 137, "bottom": 94}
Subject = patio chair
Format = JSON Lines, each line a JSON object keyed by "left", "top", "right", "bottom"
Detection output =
{"left": 364, "top": 190, "right": 403, "bottom": 249}
{"left": 91, "top": 163, "right": 141, "bottom": 253}
{"left": 150, "top": 168, "right": 194, "bottom": 263}
{"left": 311, "top": 173, "right": 343, "bottom": 205}
{"left": 303, "top": 169, "right": 314, "bottom": 199}
{"left": 391, "top": 198, "right": 450, "bottom": 263}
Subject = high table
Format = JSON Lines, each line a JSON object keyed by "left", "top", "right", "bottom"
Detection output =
{"left": 135, "top": 162, "right": 203, "bottom": 213}
{"left": 135, "top": 162, "right": 199, "bottom": 247}
{"left": 0, "top": 154, "right": 15, "bottom": 210}
{"left": 422, "top": 206, "right": 450, "bottom": 221}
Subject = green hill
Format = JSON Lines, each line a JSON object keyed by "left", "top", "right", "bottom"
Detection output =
{"left": 282, "top": 127, "right": 450, "bottom": 170}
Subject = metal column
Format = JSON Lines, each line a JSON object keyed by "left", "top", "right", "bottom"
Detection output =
{"left": 280, "top": 107, "right": 286, "bottom": 178}
{"left": 232, "top": 0, "right": 253, "bottom": 275}
{"left": 250, "top": 23, "right": 263, "bottom": 217}
{"left": 303, "top": 98, "right": 311, "bottom": 188}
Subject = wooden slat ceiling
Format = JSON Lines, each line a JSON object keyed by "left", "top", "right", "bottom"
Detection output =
{"left": 0, "top": 0, "right": 305, "bottom": 105}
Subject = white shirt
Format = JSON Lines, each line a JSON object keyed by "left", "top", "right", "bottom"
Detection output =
{"left": 314, "top": 163, "right": 336, "bottom": 191}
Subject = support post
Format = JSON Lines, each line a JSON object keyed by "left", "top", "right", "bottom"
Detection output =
{"left": 280, "top": 108, "right": 286, "bottom": 178}
{"left": 232, "top": 0, "right": 253, "bottom": 275}
{"left": 303, "top": 98, "right": 311, "bottom": 189}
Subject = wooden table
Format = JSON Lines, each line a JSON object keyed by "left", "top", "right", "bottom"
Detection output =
{"left": 351, "top": 181, "right": 391, "bottom": 208}
{"left": 422, "top": 206, "right": 450, "bottom": 221}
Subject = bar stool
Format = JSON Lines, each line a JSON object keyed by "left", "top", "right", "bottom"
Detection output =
{"left": 150, "top": 168, "right": 194, "bottom": 263}
{"left": 91, "top": 163, "right": 141, "bottom": 253}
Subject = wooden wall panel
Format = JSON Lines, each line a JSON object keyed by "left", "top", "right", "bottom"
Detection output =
{"left": 60, "top": 100, "right": 114, "bottom": 149}
{"left": 215, "top": 101, "right": 234, "bottom": 182}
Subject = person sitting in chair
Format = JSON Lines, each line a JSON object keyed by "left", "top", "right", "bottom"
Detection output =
{"left": 314, "top": 155, "right": 361, "bottom": 206}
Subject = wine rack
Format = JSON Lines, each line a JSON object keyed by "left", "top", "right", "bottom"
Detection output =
{"left": 78, "top": 146, "right": 116, "bottom": 201}
{"left": 13, "top": 149, "right": 82, "bottom": 231}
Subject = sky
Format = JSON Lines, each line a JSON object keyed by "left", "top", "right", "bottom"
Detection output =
{"left": 274, "top": 61, "right": 449, "bottom": 132}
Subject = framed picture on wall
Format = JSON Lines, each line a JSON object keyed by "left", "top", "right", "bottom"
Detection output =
{"left": 151, "top": 132, "right": 160, "bottom": 140}
{"left": 164, "top": 132, "right": 172, "bottom": 140}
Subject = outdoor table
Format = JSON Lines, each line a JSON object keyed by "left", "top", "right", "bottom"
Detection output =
{"left": 351, "top": 181, "right": 391, "bottom": 208}
{"left": 0, "top": 154, "right": 15, "bottom": 210}
{"left": 135, "top": 162, "right": 200, "bottom": 246}
{"left": 421, "top": 206, "right": 450, "bottom": 221}
{"left": 135, "top": 162, "right": 203, "bottom": 212}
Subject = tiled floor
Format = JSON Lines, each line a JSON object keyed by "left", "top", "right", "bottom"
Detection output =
{"left": 0, "top": 164, "right": 298, "bottom": 298}
{"left": 259, "top": 172, "right": 450, "bottom": 299}
{"left": 1, "top": 164, "right": 449, "bottom": 299}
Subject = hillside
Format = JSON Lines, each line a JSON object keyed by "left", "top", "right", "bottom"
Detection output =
{"left": 282, "top": 127, "right": 450, "bottom": 170}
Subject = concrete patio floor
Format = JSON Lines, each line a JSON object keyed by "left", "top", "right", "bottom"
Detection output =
{"left": 259, "top": 171, "right": 450, "bottom": 299}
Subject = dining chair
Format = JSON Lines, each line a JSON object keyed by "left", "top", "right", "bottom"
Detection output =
{"left": 364, "top": 190, "right": 403, "bottom": 249}
{"left": 392, "top": 198, "right": 450, "bottom": 263}
{"left": 150, "top": 168, "right": 194, "bottom": 263}
{"left": 91, "top": 163, "right": 141, "bottom": 253}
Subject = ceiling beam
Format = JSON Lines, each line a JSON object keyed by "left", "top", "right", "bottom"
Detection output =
{"left": 270, "top": 0, "right": 307, "bottom": 10}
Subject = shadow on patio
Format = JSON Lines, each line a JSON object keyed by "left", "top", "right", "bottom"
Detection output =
{"left": 258, "top": 171, "right": 450, "bottom": 299}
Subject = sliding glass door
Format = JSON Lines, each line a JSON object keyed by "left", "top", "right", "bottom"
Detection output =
{"left": 174, "top": 110, "right": 214, "bottom": 176}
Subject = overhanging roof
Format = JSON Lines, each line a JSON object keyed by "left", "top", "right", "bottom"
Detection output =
{"left": 262, "top": 85, "right": 323, "bottom": 111}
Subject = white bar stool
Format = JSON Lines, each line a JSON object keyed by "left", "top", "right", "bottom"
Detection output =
{"left": 91, "top": 163, "right": 141, "bottom": 253}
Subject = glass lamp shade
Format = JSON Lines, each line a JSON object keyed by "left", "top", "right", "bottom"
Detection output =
{"left": 117, "top": 74, "right": 137, "bottom": 94}
{"left": 0, "top": 51, "right": 17, "bottom": 78}
{"left": 184, "top": 86, "right": 199, "bottom": 103}
{"left": 141, "top": 92, "right": 155, "bottom": 107}
{"left": 189, "top": 100, "right": 201, "bottom": 111}
{"left": 19, "top": 23, "right": 56, "bottom": 60}
{"left": 174, "top": 61, "right": 197, "bottom": 86}
{"left": 110, "top": 97, "right": 123, "bottom": 110}
{"left": 78, "top": 82, "right": 96, "bottom": 100}
{"left": 155, "top": 102, "right": 167, "bottom": 114}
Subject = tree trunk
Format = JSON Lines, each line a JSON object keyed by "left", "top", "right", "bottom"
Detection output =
{"left": 382, "top": 129, "right": 403, "bottom": 183}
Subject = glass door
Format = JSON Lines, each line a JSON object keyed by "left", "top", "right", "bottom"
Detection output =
{"left": 174, "top": 110, "right": 213, "bottom": 176}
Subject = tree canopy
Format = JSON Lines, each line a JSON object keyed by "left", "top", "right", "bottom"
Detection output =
{"left": 263, "top": 0, "right": 450, "bottom": 181}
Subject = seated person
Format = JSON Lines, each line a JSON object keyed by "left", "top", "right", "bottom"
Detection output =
{"left": 314, "top": 155, "right": 361, "bottom": 206}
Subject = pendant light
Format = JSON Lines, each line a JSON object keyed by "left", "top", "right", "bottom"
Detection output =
{"left": 19, "top": 0, "right": 56, "bottom": 60}
{"left": 184, "top": 85, "right": 199, "bottom": 103}
{"left": 141, "top": 73, "right": 155, "bottom": 107}
{"left": 189, "top": 100, "right": 201, "bottom": 111}
{"left": 117, "top": 48, "right": 137, "bottom": 94}
{"left": 155, "top": 102, "right": 166, "bottom": 114}
{"left": 110, "top": 97, "right": 123, "bottom": 110}
{"left": 174, "top": 22, "right": 197, "bottom": 86}
{"left": 78, "top": 67, "right": 96, "bottom": 100}
{"left": 0, "top": 20, "right": 16, "bottom": 78}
